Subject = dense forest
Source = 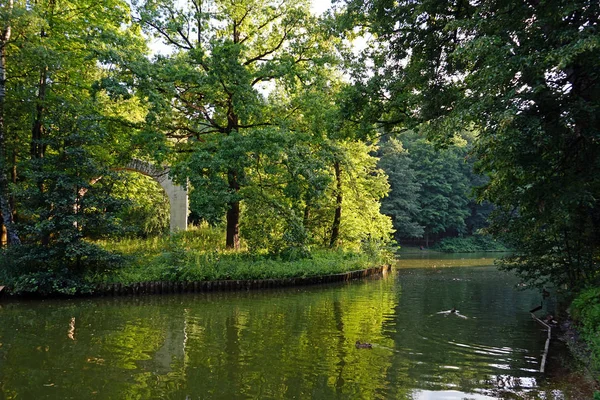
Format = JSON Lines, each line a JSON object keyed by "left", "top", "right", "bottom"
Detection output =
{"left": 0, "top": 0, "right": 598, "bottom": 304}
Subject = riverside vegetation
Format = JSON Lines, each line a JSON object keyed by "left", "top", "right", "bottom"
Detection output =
{"left": 1, "top": 225, "right": 392, "bottom": 296}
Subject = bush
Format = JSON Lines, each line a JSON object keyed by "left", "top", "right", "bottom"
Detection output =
{"left": 432, "top": 234, "right": 509, "bottom": 253}
{"left": 0, "top": 242, "right": 123, "bottom": 296}
{"left": 9, "top": 271, "right": 95, "bottom": 296}
{"left": 571, "top": 287, "right": 600, "bottom": 372}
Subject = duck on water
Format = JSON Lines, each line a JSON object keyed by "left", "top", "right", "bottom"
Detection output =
{"left": 437, "top": 307, "right": 469, "bottom": 319}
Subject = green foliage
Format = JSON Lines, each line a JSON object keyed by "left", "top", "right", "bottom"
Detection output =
{"left": 332, "top": 140, "right": 393, "bottom": 247}
{"left": 379, "top": 131, "right": 489, "bottom": 244}
{"left": 379, "top": 138, "right": 423, "bottom": 238}
{"left": 432, "top": 235, "right": 508, "bottom": 253}
{"left": 338, "top": 0, "right": 600, "bottom": 291}
{"left": 11, "top": 111, "right": 126, "bottom": 271}
{"left": 110, "top": 172, "right": 170, "bottom": 237}
{"left": 102, "top": 223, "right": 225, "bottom": 254}
{"left": 0, "top": 0, "right": 146, "bottom": 287}
{"left": 360, "top": 237, "right": 397, "bottom": 266}
{"left": 571, "top": 288, "right": 600, "bottom": 372}
{"left": 111, "top": 247, "right": 381, "bottom": 284}
{"left": 134, "top": 0, "right": 339, "bottom": 249}
{"left": 6, "top": 271, "right": 92, "bottom": 297}
{"left": 403, "top": 132, "right": 470, "bottom": 238}
{"left": 95, "top": 227, "right": 386, "bottom": 285}
{"left": 151, "top": 236, "right": 190, "bottom": 281}
{"left": 0, "top": 243, "right": 122, "bottom": 296}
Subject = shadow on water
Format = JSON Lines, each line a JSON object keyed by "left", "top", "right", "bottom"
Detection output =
{"left": 0, "top": 254, "right": 591, "bottom": 399}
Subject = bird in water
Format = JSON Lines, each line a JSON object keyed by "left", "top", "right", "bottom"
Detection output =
{"left": 355, "top": 340, "right": 373, "bottom": 349}
{"left": 435, "top": 307, "right": 468, "bottom": 319}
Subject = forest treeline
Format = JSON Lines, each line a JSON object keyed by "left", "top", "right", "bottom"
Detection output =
{"left": 0, "top": 0, "right": 598, "bottom": 304}
{"left": 0, "top": 0, "right": 394, "bottom": 274}
{"left": 0, "top": 0, "right": 484, "bottom": 278}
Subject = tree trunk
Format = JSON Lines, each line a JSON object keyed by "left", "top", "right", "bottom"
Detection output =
{"left": 31, "top": 66, "right": 48, "bottom": 159}
{"left": 303, "top": 203, "right": 310, "bottom": 231}
{"left": 31, "top": 51, "right": 49, "bottom": 245}
{"left": 0, "top": 0, "right": 21, "bottom": 245}
{"left": 226, "top": 168, "right": 240, "bottom": 250}
{"left": 10, "top": 151, "right": 16, "bottom": 222}
{"left": 1, "top": 216, "right": 6, "bottom": 246}
{"left": 329, "top": 161, "right": 342, "bottom": 248}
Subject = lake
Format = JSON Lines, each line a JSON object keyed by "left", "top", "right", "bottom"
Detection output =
{"left": 0, "top": 254, "right": 579, "bottom": 399}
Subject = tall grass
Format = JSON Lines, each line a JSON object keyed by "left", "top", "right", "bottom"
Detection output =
{"left": 94, "top": 225, "right": 387, "bottom": 285}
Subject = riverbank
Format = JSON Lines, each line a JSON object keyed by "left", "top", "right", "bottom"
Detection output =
{"left": 80, "top": 265, "right": 392, "bottom": 297}
{"left": 0, "top": 228, "right": 394, "bottom": 297}
{"left": 567, "top": 288, "right": 600, "bottom": 397}
{"left": 96, "top": 230, "right": 392, "bottom": 285}
{"left": 544, "top": 328, "right": 599, "bottom": 399}
{"left": 539, "top": 288, "right": 600, "bottom": 399}
{"left": 398, "top": 234, "right": 509, "bottom": 254}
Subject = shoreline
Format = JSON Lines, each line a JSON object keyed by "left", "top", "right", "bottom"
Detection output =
{"left": 542, "top": 319, "right": 600, "bottom": 398}
{"left": 0, "top": 265, "right": 392, "bottom": 299}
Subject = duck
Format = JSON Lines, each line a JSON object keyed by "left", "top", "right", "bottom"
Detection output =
{"left": 355, "top": 340, "right": 373, "bottom": 349}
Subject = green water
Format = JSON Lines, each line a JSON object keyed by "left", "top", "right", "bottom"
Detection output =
{"left": 0, "top": 257, "right": 575, "bottom": 399}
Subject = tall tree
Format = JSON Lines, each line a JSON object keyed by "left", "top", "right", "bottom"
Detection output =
{"left": 0, "top": 0, "right": 20, "bottom": 245}
{"left": 1, "top": 0, "right": 147, "bottom": 285}
{"left": 134, "top": 0, "right": 335, "bottom": 249}
{"left": 338, "top": 0, "right": 600, "bottom": 289}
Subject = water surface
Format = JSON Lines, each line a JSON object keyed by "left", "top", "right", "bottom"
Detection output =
{"left": 0, "top": 257, "right": 574, "bottom": 399}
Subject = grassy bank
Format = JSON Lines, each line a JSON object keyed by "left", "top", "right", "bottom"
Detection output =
{"left": 96, "top": 233, "right": 386, "bottom": 285}
{"left": 0, "top": 226, "right": 391, "bottom": 296}
{"left": 0, "top": 226, "right": 390, "bottom": 296}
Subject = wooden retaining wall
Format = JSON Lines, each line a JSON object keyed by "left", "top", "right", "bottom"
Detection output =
{"left": 92, "top": 265, "right": 392, "bottom": 297}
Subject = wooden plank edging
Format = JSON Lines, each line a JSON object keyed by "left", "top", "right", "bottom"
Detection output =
{"left": 94, "top": 265, "right": 392, "bottom": 297}
{"left": 530, "top": 311, "right": 552, "bottom": 373}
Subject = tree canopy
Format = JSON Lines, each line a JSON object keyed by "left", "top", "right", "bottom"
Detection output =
{"left": 1, "top": 0, "right": 597, "bottom": 294}
{"left": 0, "top": 0, "right": 397, "bottom": 287}
{"left": 337, "top": 0, "right": 600, "bottom": 290}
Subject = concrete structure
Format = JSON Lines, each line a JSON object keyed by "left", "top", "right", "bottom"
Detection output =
{"left": 123, "top": 159, "right": 188, "bottom": 232}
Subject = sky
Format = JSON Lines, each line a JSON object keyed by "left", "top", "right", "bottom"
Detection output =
{"left": 311, "top": 0, "right": 332, "bottom": 15}
{"left": 148, "top": 0, "right": 335, "bottom": 56}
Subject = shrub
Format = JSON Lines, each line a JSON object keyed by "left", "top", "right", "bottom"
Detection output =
{"left": 0, "top": 242, "right": 122, "bottom": 296}
{"left": 571, "top": 287, "right": 600, "bottom": 372}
